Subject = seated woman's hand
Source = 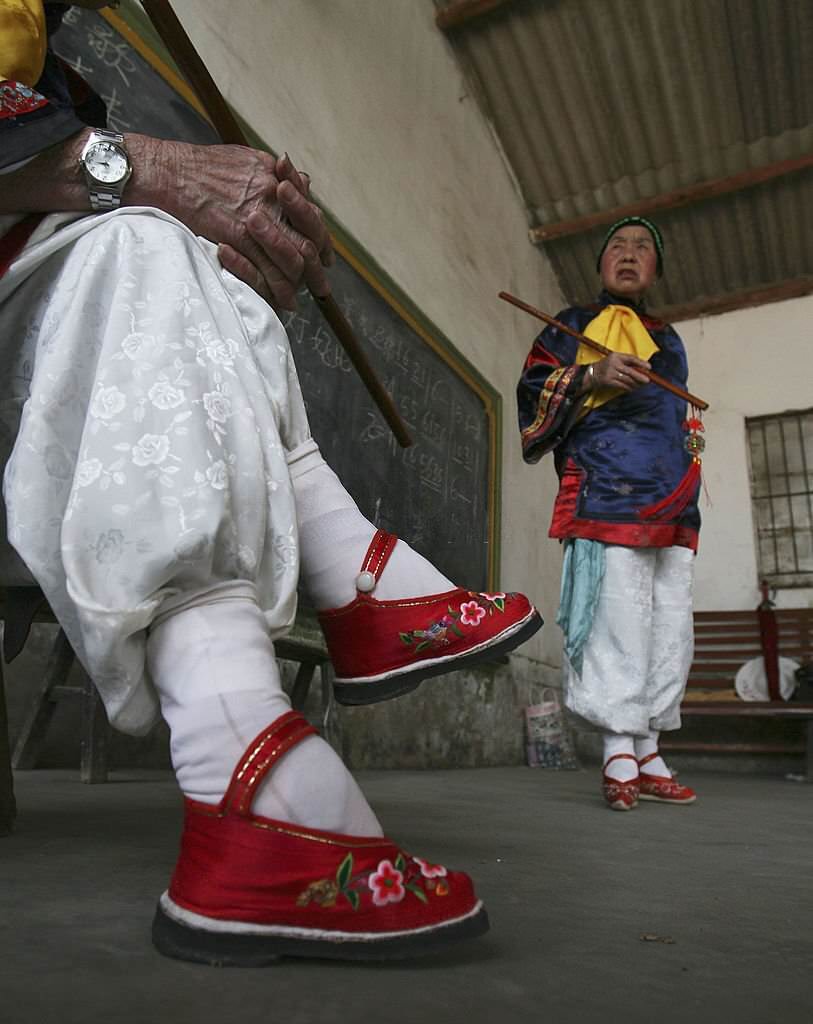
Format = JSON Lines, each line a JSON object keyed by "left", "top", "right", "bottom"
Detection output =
{"left": 129, "top": 136, "right": 333, "bottom": 311}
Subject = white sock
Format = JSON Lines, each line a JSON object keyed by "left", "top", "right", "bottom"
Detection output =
{"left": 634, "top": 730, "right": 672, "bottom": 778}
{"left": 146, "top": 582, "right": 383, "bottom": 836}
{"left": 602, "top": 733, "right": 639, "bottom": 782}
{"left": 287, "top": 439, "right": 453, "bottom": 608}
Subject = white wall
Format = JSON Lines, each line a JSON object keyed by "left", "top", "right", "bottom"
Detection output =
{"left": 679, "top": 294, "right": 813, "bottom": 611}
{"left": 172, "top": 0, "right": 568, "bottom": 664}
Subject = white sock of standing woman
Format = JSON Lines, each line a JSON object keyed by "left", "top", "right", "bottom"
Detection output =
{"left": 634, "top": 729, "right": 672, "bottom": 777}
{"left": 602, "top": 733, "right": 639, "bottom": 781}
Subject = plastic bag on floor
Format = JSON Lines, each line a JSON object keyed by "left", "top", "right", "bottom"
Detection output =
{"left": 525, "top": 689, "right": 579, "bottom": 769}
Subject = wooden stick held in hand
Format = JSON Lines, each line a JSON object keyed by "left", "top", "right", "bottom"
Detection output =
{"left": 141, "top": 0, "right": 414, "bottom": 447}
{"left": 499, "top": 291, "right": 709, "bottom": 411}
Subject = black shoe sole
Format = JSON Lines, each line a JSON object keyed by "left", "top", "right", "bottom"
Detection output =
{"left": 333, "top": 610, "right": 543, "bottom": 707}
{"left": 152, "top": 901, "right": 489, "bottom": 967}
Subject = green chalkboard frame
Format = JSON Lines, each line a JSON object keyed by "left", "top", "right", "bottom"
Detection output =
{"left": 102, "top": 2, "right": 503, "bottom": 589}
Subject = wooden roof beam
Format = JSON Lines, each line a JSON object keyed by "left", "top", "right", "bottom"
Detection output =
{"left": 657, "top": 275, "right": 813, "bottom": 324}
{"left": 529, "top": 153, "right": 813, "bottom": 245}
{"left": 435, "top": 0, "right": 519, "bottom": 32}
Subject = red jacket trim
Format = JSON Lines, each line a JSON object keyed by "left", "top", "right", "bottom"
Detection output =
{"left": 0, "top": 80, "right": 49, "bottom": 119}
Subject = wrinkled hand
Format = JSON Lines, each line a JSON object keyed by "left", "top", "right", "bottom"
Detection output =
{"left": 588, "top": 352, "right": 651, "bottom": 392}
{"left": 136, "top": 137, "right": 334, "bottom": 310}
{"left": 220, "top": 153, "right": 335, "bottom": 309}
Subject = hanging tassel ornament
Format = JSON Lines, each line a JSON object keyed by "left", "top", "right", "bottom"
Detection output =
{"left": 683, "top": 412, "right": 706, "bottom": 460}
{"left": 637, "top": 407, "right": 705, "bottom": 521}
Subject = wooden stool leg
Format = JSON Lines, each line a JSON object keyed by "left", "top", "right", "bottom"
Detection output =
{"left": 12, "top": 629, "right": 74, "bottom": 770}
{"left": 79, "top": 670, "right": 109, "bottom": 784}
{"left": 319, "top": 663, "right": 342, "bottom": 756}
{"left": 290, "top": 662, "right": 317, "bottom": 712}
{"left": 805, "top": 719, "right": 813, "bottom": 783}
{"left": 0, "top": 657, "right": 16, "bottom": 836}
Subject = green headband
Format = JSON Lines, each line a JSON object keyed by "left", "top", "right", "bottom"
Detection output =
{"left": 596, "top": 216, "right": 665, "bottom": 276}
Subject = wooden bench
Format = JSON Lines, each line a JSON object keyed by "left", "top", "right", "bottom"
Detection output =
{"left": 661, "top": 606, "right": 813, "bottom": 777}
{"left": 0, "top": 586, "right": 335, "bottom": 835}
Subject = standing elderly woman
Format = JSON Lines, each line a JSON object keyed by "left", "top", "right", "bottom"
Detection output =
{"left": 517, "top": 217, "right": 700, "bottom": 811}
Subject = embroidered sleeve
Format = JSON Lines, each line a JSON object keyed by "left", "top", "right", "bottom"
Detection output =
{"left": 0, "top": 79, "right": 48, "bottom": 117}
{"left": 0, "top": 74, "right": 88, "bottom": 167}
{"left": 0, "top": 8, "right": 103, "bottom": 171}
{"left": 516, "top": 311, "right": 589, "bottom": 464}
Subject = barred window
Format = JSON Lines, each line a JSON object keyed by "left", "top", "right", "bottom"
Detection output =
{"left": 746, "top": 408, "right": 813, "bottom": 588}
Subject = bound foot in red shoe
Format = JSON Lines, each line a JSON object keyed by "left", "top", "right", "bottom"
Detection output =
{"left": 602, "top": 753, "right": 640, "bottom": 811}
{"left": 318, "top": 531, "right": 543, "bottom": 706}
{"left": 637, "top": 752, "right": 697, "bottom": 804}
{"left": 152, "top": 711, "right": 489, "bottom": 965}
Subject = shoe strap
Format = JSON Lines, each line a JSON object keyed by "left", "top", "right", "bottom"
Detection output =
{"left": 637, "top": 751, "right": 661, "bottom": 769}
{"left": 355, "top": 530, "right": 398, "bottom": 593}
{"left": 222, "top": 710, "right": 318, "bottom": 817}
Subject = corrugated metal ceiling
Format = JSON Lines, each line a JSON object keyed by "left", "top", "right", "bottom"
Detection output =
{"left": 436, "top": 0, "right": 813, "bottom": 319}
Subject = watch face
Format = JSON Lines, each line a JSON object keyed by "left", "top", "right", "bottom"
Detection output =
{"left": 85, "top": 141, "right": 129, "bottom": 185}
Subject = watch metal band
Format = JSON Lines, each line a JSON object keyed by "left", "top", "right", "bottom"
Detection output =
{"left": 84, "top": 129, "right": 129, "bottom": 211}
{"left": 89, "top": 190, "right": 124, "bottom": 211}
{"left": 92, "top": 128, "right": 125, "bottom": 145}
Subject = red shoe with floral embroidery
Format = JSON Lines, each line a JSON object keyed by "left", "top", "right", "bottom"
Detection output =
{"left": 638, "top": 753, "right": 697, "bottom": 804}
{"left": 602, "top": 754, "right": 640, "bottom": 811}
{"left": 319, "top": 530, "right": 543, "bottom": 706}
{"left": 152, "top": 711, "right": 489, "bottom": 965}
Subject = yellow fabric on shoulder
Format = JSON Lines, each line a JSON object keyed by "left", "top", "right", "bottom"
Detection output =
{"left": 577, "top": 304, "right": 658, "bottom": 414}
{"left": 0, "top": 0, "right": 46, "bottom": 87}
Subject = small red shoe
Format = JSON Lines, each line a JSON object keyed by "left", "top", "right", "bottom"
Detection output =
{"left": 318, "top": 530, "right": 543, "bottom": 705}
{"left": 602, "top": 754, "right": 640, "bottom": 811}
{"left": 152, "top": 711, "right": 489, "bottom": 965}
{"left": 638, "top": 753, "right": 697, "bottom": 804}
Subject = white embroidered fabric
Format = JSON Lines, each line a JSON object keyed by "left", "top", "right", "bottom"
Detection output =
{"left": 563, "top": 544, "right": 695, "bottom": 734}
{"left": 0, "top": 209, "right": 310, "bottom": 734}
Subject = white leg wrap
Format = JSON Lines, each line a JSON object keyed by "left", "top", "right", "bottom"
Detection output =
{"left": 147, "top": 581, "right": 382, "bottom": 835}
{"left": 602, "top": 733, "right": 638, "bottom": 781}
{"left": 634, "top": 729, "right": 671, "bottom": 778}
{"left": 287, "top": 441, "right": 452, "bottom": 609}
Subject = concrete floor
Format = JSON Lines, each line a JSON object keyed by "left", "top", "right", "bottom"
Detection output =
{"left": 2, "top": 765, "right": 812, "bottom": 1024}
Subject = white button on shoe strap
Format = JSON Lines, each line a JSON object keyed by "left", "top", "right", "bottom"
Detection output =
{"left": 355, "top": 570, "right": 377, "bottom": 593}
{"left": 355, "top": 530, "right": 398, "bottom": 595}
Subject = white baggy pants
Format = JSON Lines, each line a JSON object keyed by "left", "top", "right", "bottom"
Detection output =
{"left": 0, "top": 209, "right": 310, "bottom": 734}
{"left": 563, "top": 544, "right": 695, "bottom": 734}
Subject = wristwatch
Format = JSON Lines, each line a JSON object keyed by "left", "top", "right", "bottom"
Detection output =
{"left": 80, "top": 129, "right": 132, "bottom": 211}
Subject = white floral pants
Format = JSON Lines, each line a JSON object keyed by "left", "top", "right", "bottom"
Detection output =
{"left": 0, "top": 209, "right": 310, "bottom": 734}
{"left": 563, "top": 544, "right": 695, "bottom": 734}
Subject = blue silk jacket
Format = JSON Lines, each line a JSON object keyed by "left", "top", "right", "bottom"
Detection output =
{"left": 517, "top": 291, "right": 700, "bottom": 551}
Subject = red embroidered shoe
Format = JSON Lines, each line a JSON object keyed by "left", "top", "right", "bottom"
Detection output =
{"left": 602, "top": 754, "right": 640, "bottom": 811}
{"left": 318, "top": 530, "right": 543, "bottom": 705}
{"left": 638, "top": 753, "right": 697, "bottom": 804}
{"left": 152, "top": 711, "right": 489, "bottom": 966}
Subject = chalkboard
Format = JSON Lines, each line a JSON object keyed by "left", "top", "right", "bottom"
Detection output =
{"left": 53, "top": 6, "right": 219, "bottom": 144}
{"left": 52, "top": 6, "right": 499, "bottom": 590}
{"left": 278, "top": 259, "right": 495, "bottom": 589}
